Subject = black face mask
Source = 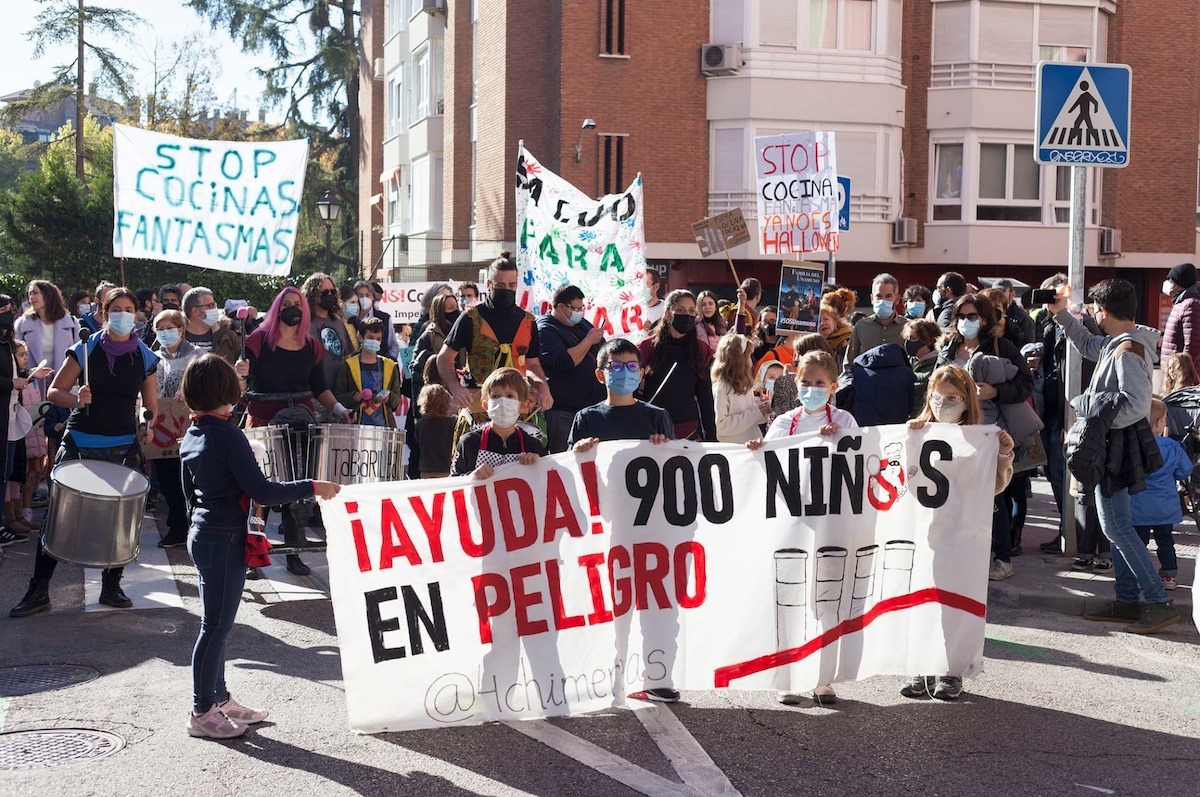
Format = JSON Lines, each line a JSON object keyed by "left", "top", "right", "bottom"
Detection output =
{"left": 319, "top": 291, "right": 339, "bottom": 311}
{"left": 0, "top": 311, "right": 14, "bottom": 332}
{"left": 671, "top": 314, "right": 695, "bottom": 334}
{"left": 280, "top": 306, "right": 303, "bottom": 327}
{"left": 491, "top": 288, "right": 517, "bottom": 311}
{"left": 443, "top": 310, "right": 461, "bottom": 328}
{"left": 904, "top": 338, "right": 925, "bottom": 358}
{"left": 761, "top": 322, "right": 777, "bottom": 338}
{"left": 161, "top": 302, "right": 180, "bottom": 312}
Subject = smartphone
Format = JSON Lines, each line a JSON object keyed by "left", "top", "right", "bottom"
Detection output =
{"left": 1030, "top": 288, "right": 1056, "bottom": 305}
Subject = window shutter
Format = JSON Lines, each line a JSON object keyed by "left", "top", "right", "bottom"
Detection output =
{"left": 933, "top": 1, "right": 970, "bottom": 63}
{"left": 1039, "top": 6, "right": 1092, "bottom": 48}
{"left": 712, "top": 0, "right": 744, "bottom": 43}
{"left": 712, "top": 128, "right": 745, "bottom": 191}
{"left": 759, "top": 0, "right": 797, "bottom": 47}
{"left": 978, "top": 2, "right": 1034, "bottom": 62}
{"left": 835, "top": 131, "right": 878, "bottom": 194}
{"left": 887, "top": 0, "right": 902, "bottom": 59}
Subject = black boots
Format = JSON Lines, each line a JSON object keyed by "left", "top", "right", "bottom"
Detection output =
{"left": 10, "top": 578, "right": 51, "bottom": 617}
{"left": 99, "top": 569, "right": 132, "bottom": 608}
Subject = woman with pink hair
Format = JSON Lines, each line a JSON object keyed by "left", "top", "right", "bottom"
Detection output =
{"left": 234, "top": 286, "right": 350, "bottom": 575}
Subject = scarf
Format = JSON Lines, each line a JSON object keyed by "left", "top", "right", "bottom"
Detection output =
{"left": 97, "top": 330, "right": 142, "bottom": 376}
{"left": 825, "top": 323, "right": 852, "bottom": 353}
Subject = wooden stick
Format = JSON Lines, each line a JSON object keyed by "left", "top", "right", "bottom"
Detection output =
{"left": 723, "top": 249, "right": 741, "bottom": 286}
{"left": 120, "top": 258, "right": 127, "bottom": 287}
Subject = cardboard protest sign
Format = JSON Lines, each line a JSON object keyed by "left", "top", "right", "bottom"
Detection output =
{"left": 112, "top": 124, "right": 308, "bottom": 276}
{"left": 144, "top": 397, "right": 190, "bottom": 460}
{"left": 323, "top": 425, "right": 999, "bottom": 733}
{"left": 691, "top": 208, "right": 751, "bottom": 257}
{"left": 754, "top": 132, "right": 840, "bottom": 255}
{"left": 777, "top": 261, "right": 826, "bottom": 335}
{"left": 516, "top": 146, "right": 651, "bottom": 341}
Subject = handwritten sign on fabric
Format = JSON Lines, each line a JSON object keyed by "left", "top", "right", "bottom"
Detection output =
{"left": 754, "top": 132, "right": 839, "bottom": 256}
{"left": 112, "top": 124, "right": 309, "bottom": 276}
{"left": 515, "top": 146, "right": 651, "bottom": 341}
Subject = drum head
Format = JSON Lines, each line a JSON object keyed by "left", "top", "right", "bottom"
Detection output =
{"left": 51, "top": 460, "right": 151, "bottom": 497}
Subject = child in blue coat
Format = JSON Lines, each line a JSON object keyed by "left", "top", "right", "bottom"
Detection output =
{"left": 1130, "top": 398, "right": 1191, "bottom": 591}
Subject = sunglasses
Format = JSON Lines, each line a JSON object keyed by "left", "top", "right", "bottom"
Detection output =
{"left": 954, "top": 312, "right": 981, "bottom": 321}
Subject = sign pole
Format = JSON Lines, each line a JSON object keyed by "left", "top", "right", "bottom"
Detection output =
{"left": 1061, "top": 164, "right": 1087, "bottom": 557}
{"left": 724, "top": 250, "right": 741, "bottom": 287}
{"left": 828, "top": 250, "right": 837, "bottom": 285}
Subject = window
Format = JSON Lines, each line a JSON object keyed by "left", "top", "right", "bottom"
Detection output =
{"left": 385, "top": 0, "right": 407, "bottom": 37}
{"left": 976, "top": 143, "right": 1040, "bottom": 222}
{"left": 712, "top": 0, "right": 744, "bottom": 43}
{"left": 1038, "top": 5, "right": 1092, "bottom": 63}
{"left": 933, "top": 143, "right": 963, "bottom": 221}
{"left": 600, "top": 0, "right": 627, "bottom": 56}
{"left": 413, "top": 48, "right": 430, "bottom": 121}
{"left": 386, "top": 70, "right": 403, "bottom": 138}
{"left": 386, "top": 180, "right": 401, "bottom": 229}
{"left": 1053, "top": 166, "right": 1101, "bottom": 226}
{"left": 601, "top": 134, "right": 627, "bottom": 196}
{"left": 412, "top": 157, "right": 430, "bottom": 232}
{"left": 809, "top": 0, "right": 874, "bottom": 51}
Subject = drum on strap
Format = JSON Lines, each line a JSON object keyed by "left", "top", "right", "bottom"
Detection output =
{"left": 307, "top": 424, "right": 405, "bottom": 485}
{"left": 44, "top": 460, "right": 150, "bottom": 568}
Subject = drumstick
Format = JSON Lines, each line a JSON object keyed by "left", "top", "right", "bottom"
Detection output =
{"left": 78, "top": 328, "right": 91, "bottom": 416}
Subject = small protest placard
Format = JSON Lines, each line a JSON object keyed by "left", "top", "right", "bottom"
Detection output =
{"left": 777, "top": 260, "right": 826, "bottom": 335}
{"left": 144, "top": 397, "right": 191, "bottom": 460}
{"left": 691, "top": 208, "right": 751, "bottom": 257}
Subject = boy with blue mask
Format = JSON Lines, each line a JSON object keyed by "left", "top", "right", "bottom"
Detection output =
{"left": 333, "top": 317, "right": 404, "bottom": 428}
{"left": 843, "top": 273, "right": 905, "bottom": 371}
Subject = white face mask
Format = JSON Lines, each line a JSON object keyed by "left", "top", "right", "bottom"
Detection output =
{"left": 931, "top": 397, "right": 967, "bottom": 423}
{"left": 359, "top": 296, "right": 374, "bottom": 312}
{"left": 204, "top": 308, "right": 222, "bottom": 328}
{"left": 487, "top": 396, "right": 521, "bottom": 428}
{"left": 1163, "top": 279, "right": 1177, "bottom": 296}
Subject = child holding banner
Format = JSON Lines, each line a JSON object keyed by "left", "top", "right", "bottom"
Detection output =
{"left": 449, "top": 367, "right": 545, "bottom": 479}
{"left": 748, "top": 349, "right": 855, "bottom": 706}
{"left": 903, "top": 365, "right": 1014, "bottom": 701}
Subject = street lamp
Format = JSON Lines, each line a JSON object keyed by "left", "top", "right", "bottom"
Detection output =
{"left": 317, "top": 190, "right": 342, "bottom": 273}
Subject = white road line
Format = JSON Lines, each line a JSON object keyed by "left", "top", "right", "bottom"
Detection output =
{"left": 504, "top": 719, "right": 699, "bottom": 797}
{"left": 634, "top": 705, "right": 743, "bottom": 796}
{"left": 83, "top": 517, "right": 185, "bottom": 612}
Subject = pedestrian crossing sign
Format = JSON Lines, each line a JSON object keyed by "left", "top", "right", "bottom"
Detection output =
{"left": 1036, "top": 61, "right": 1131, "bottom": 167}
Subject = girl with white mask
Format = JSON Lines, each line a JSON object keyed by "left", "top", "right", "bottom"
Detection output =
{"left": 450, "top": 366, "right": 546, "bottom": 479}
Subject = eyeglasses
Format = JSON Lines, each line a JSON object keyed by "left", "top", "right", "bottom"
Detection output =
{"left": 932, "top": 394, "right": 964, "bottom": 406}
{"left": 954, "top": 312, "right": 980, "bottom": 321}
{"left": 603, "top": 362, "right": 641, "bottom": 373}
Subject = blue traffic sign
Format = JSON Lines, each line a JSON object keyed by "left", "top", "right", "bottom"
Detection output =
{"left": 837, "top": 176, "right": 851, "bottom": 231}
{"left": 1035, "top": 62, "right": 1131, "bottom": 167}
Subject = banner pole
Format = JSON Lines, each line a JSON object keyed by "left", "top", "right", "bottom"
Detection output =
{"left": 120, "top": 258, "right": 126, "bottom": 287}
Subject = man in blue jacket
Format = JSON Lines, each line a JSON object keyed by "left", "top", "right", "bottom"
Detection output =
{"left": 537, "top": 285, "right": 605, "bottom": 453}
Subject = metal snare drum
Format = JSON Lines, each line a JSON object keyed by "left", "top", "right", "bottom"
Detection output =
{"left": 242, "top": 425, "right": 297, "bottom": 483}
{"left": 307, "top": 424, "right": 405, "bottom": 485}
{"left": 44, "top": 460, "right": 150, "bottom": 568}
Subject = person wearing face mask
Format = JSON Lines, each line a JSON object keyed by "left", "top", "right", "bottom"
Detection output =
{"left": 449, "top": 367, "right": 546, "bottom": 478}
{"left": 637, "top": 290, "right": 717, "bottom": 442}
{"left": 338, "top": 285, "right": 362, "bottom": 353}
{"left": 751, "top": 305, "right": 787, "bottom": 368}
{"left": 902, "top": 319, "right": 942, "bottom": 417}
{"left": 182, "top": 287, "right": 240, "bottom": 366}
{"left": 536, "top": 285, "right": 606, "bottom": 454}
{"left": 302, "top": 274, "right": 354, "bottom": 418}
{"left": 1158, "top": 262, "right": 1200, "bottom": 376}
{"left": 903, "top": 365, "right": 1014, "bottom": 700}
{"left": 333, "top": 317, "right": 405, "bottom": 428}
{"left": 901, "top": 284, "right": 933, "bottom": 322}
{"left": 68, "top": 290, "right": 92, "bottom": 321}
{"left": 10, "top": 288, "right": 160, "bottom": 613}
{"left": 437, "top": 252, "right": 553, "bottom": 417}
{"left": 147, "top": 308, "right": 201, "bottom": 549}
{"left": 844, "top": 274, "right": 905, "bottom": 371}
{"left": 354, "top": 280, "right": 399, "bottom": 359}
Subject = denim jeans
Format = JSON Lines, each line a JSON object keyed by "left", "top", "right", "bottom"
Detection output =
{"left": 189, "top": 529, "right": 247, "bottom": 713}
{"left": 1134, "top": 525, "right": 1178, "bottom": 577}
{"left": 1094, "top": 486, "right": 1168, "bottom": 604}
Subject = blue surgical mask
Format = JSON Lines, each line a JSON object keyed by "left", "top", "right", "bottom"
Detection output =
{"left": 204, "top": 308, "right": 222, "bottom": 328}
{"left": 569, "top": 309, "right": 584, "bottom": 325}
{"left": 873, "top": 299, "right": 894, "bottom": 319}
{"left": 957, "top": 318, "right": 981, "bottom": 340}
{"left": 906, "top": 301, "right": 926, "bottom": 318}
{"left": 156, "top": 328, "right": 181, "bottom": 348}
{"left": 107, "top": 311, "right": 136, "bottom": 336}
{"left": 606, "top": 369, "right": 641, "bottom": 396}
{"left": 362, "top": 338, "right": 381, "bottom": 354}
{"left": 764, "top": 378, "right": 776, "bottom": 393}
{"left": 344, "top": 301, "right": 359, "bottom": 318}
{"left": 798, "top": 386, "right": 829, "bottom": 412}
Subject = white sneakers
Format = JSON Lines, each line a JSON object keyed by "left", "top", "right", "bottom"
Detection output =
{"left": 187, "top": 696, "right": 269, "bottom": 739}
{"left": 988, "top": 559, "right": 1015, "bottom": 581}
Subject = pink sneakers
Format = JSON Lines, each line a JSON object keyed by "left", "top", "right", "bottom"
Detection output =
{"left": 187, "top": 705, "right": 248, "bottom": 739}
{"left": 217, "top": 696, "right": 270, "bottom": 724}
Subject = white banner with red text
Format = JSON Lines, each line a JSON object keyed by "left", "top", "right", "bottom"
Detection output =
{"left": 515, "top": 146, "right": 651, "bottom": 341}
{"left": 322, "top": 424, "right": 999, "bottom": 733}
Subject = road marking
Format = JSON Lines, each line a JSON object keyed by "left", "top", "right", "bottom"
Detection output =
{"left": 83, "top": 518, "right": 184, "bottom": 612}
{"left": 634, "top": 705, "right": 742, "bottom": 796}
{"left": 505, "top": 718, "right": 699, "bottom": 797}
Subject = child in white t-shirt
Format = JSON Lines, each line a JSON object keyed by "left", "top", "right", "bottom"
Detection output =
{"left": 749, "top": 349, "right": 857, "bottom": 707}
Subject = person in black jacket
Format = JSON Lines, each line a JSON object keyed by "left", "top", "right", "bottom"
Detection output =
{"left": 844, "top": 343, "right": 915, "bottom": 426}
{"left": 536, "top": 285, "right": 606, "bottom": 453}
{"left": 936, "top": 293, "right": 1032, "bottom": 580}
{"left": 637, "top": 290, "right": 717, "bottom": 441}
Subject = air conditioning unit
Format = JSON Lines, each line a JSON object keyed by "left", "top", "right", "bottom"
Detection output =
{"left": 373, "top": 57, "right": 385, "bottom": 80}
{"left": 892, "top": 217, "right": 918, "bottom": 246}
{"left": 700, "top": 43, "right": 741, "bottom": 77}
{"left": 422, "top": 0, "right": 445, "bottom": 14}
{"left": 1099, "top": 226, "right": 1122, "bottom": 256}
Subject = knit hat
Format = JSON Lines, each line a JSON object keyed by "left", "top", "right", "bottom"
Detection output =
{"left": 1168, "top": 263, "right": 1196, "bottom": 289}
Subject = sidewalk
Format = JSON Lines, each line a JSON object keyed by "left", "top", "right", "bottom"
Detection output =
{"left": 988, "top": 478, "right": 1196, "bottom": 623}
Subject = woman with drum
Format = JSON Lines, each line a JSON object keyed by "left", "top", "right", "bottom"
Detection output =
{"left": 10, "top": 287, "right": 159, "bottom": 616}
{"left": 235, "top": 286, "right": 351, "bottom": 576}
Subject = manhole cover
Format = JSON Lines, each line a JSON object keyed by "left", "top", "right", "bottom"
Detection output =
{"left": 0, "top": 664, "right": 100, "bottom": 697}
{"left": 0, "top": 728, "right": 125, "bottom": 771}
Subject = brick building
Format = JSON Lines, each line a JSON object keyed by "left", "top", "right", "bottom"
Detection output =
{"left": 360, "top": 1, "right": 1200, "bottom": 324}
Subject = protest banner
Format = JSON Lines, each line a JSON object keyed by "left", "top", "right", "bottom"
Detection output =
{"left": 777, "top": 261, "right": 826, "bottom": 335}
{"left": 375, "top": 281, "right": 462, "bottom": 325}
{"left": 112, "top": 124, "right": 308, "bottom": 276}
{"left": 755, "top": 132, "right": 840, "bottom": 256}
{"left": 515, "top": 146, "right": 651, "bottom": 341}
{"left": 322, "top": 425, "right": 999, "bottom": 733}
